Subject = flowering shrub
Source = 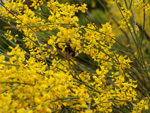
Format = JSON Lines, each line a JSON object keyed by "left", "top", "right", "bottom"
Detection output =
{"left": 0, "top": 0, "right": 150, "bottom": 112}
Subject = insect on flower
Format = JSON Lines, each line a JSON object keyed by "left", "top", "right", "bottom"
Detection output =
{"left": 65, "top": 43, "right": 78, "bottom": 57}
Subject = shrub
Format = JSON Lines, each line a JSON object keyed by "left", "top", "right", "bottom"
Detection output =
{"left": 0, "top": 0, "right": 150, "bottom": 112}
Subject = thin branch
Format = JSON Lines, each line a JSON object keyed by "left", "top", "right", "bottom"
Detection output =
{"left": 136, "top": 22, "right": 150, "bottom": 41}
{"left": 78, "top": 0, "right": 100, "bottom": 28}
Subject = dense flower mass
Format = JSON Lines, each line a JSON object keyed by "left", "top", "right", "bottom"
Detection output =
{"left": 0, "top": 0, "right": 150, "bottom": 112}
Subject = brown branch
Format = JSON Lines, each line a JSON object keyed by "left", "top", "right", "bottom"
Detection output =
{"left": 111, "top": 17, "right": 132, "bottom": 51}
{"left": 136, "top": 22, "right": 150, "bottom": 41}
{"left": 78, "top": 0, "right": 100, "bottom": 28}
{"left": 0, "top": 0, "right": 4, "bottom": 5}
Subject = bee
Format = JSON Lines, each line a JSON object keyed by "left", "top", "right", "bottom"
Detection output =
{"left": 65, "top": 44, "right": 78, "bottom": 57}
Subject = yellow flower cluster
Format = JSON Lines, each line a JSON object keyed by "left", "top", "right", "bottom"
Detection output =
{"left": 135, "top": 0, "right": 150, "bottom": 16}
{"left": 0, "top": 0, "right": 149, "bottom": 112}
{"left": 118, "top": 7, "right": 132, "bottom": 32}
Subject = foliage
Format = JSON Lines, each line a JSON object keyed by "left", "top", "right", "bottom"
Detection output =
{"left": 0, "top": 0, "right": 150, "bottom": 112}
